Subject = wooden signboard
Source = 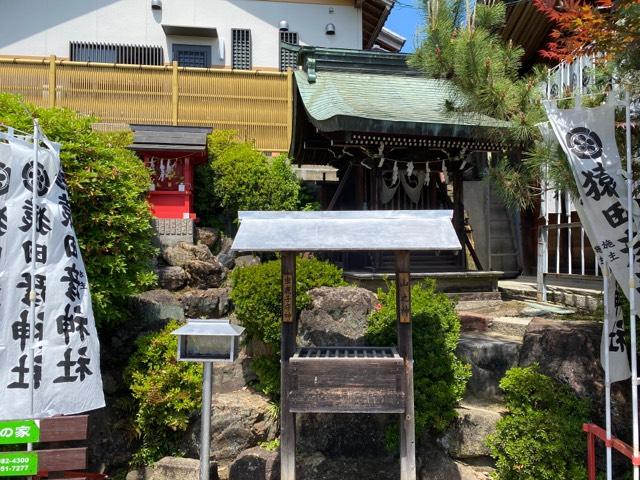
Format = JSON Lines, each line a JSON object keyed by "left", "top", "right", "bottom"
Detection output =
{"left": 0, "top": 416, "right": 89, "bottom": 478}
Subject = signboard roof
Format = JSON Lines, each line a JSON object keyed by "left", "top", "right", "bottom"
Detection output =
{"left": 231, "top": 210, "right": 462, "bottom": 252}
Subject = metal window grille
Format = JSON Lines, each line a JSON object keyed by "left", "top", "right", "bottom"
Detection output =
{"left": 172, "top": 44, "right": 211, "bottom": 68}
{"left": 69, "top": 42, "right": 164, "bottom": 65}
{"left": 279, "top": 31, "right": 299, "bottom": 72}
{"left": 232, "top": 29, "right": 252, "bottom": 70}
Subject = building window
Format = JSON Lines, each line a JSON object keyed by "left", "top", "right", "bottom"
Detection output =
{"left": 279, "top": 31, "right": 299, "bottom": 72}
{"left": 172, "top": 44, "right": 211, "bottom": 68}
{"left": 70, "top": 42, "right": 164, "bottom": 65}
{"left": 232, "top": 29, "right": 252, "bottom": 70}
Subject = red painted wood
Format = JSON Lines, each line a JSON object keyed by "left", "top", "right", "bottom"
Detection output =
{"left": 40, "top": 416, "right": 88, "bottom": 442}
{"left": 37, "top": 447, "right": 87, "bottom": 472}
{"left": 583, "top": 423, "right": 640, "bottom": 474}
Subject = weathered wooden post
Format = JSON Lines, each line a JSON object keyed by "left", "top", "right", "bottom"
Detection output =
{"left": 396, "top": 251, "right": 416, "bottom": 479}
{"left": 280, "top": 251, "right": 297, "bottom": 480}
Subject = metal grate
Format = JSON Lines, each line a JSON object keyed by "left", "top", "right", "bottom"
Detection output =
{"left": 279, "top": 31, "right": 299, "bottom": 72}
{"left": 70, "top": 42, "right": 163, "bottom": 65}
{"left": 296, "top": 347, "right": 397, "bottom": 359}
{"left": 172, "top": 44, "right": 211, "bottom": 68}
{"left": 232, "top": 29, "right": 252, "bottom": 70}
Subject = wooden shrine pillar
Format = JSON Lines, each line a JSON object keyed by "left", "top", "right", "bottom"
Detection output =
{"left": 395, "top": 251, "right": 416, "bottom": 480}
{"left": 281, "top": 252, "right": 297, "bottom": 480}
{"left": 452, "top": 170, "right": 467, "bottom": 269}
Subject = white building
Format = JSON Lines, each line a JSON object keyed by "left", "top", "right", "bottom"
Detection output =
{"left": 0, "top": 0, "right": 402, "bottom": 71}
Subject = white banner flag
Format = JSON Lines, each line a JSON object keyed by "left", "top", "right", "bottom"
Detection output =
{"left": 601, "top": 269, "right": 632, "bottom": 382}
{"left": 543, "top": 97, "right": 632, "bottom": 382}
{"left": 0, "top": 133, "right": 104, "bottom": 420}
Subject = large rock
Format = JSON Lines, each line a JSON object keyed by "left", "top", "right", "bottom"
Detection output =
{"left": 216, "top": 236, "right": 236, "bottom": 269}
{"left": 213, "top": 349, "right": 257, "bottom": 393}
{"left": 235, "top": 255, "right": 261, "bottom": 268}
{"left": 297, "top": 287, "right": 377, "bottom": 347}
{"left": 185, "top": 390, "right": 278, "bottom": 470}
{"left": 184, "top": 259, "right": 227, "bottom": 289}
{"left": 437, "top": 405, "right": 502, "bottom": 459}
{"left": 518, "top": 318, "right": 632, "bottom": 441}
{"left": 157, "top": 266, "right": 189, "bottom": 291}
{"left": 126, "top": 457, "right": 218, "bottom": 480}
{"left": 297, "top": 413, "right": 393, "bottom": 458}
{"left": 162, "top": 242, "right": 216, "bottom": 267}
{"left": 229, "top": 447, "right": 280, "bottom": 480}
{"left": 196, "top": 227, "right": 221, "bottom": 252}
{"left": 129, "top": 289, "right": 184, "bottom": 326}
{"left": 456, "top": 332, "right": 521, "bottom": 402}
{"left": 418, "top": 441, "right": 486, "bottom": 480}
{"left": 178, "top": 288, "right": 231, "bottom": 318}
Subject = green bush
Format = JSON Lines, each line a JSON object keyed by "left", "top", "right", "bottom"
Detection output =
{"left": 0, "top": 93, "right": 156, "bottom": 326}
{"left": 231, "top": 256, "right": 346, "bottom": 396}
{"left": 487, "top": 365, "right": 589, "bottom": 480}
{"left": 124, "top": 320, "right": 203, "bottom": 466}
{"left": 195, "top": 130, "right": 301, "bottom": 225}
{"left": 366, "top": 279, "right": 471, "bottom": 439}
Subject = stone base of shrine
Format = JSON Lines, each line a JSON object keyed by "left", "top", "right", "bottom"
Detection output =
{"left": 344, "top": 270, "right": 504, "bottom": 294}
{"left": 151, "top": 218, "right": 194, "bottom": 248}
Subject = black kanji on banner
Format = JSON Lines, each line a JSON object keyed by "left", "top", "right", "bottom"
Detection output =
{"left": 58, "top": 192, "right": 72, "bottom": 227}
{"left": 16, "top": 272, "right": 46, "bottom": 307}
{"left": 19, "top": 199, "right": 52, "bottom": 235}
{"left": 60, "top": 263, "right": 85, "bottom": 302}
{"left": 603, "top": 201, "right": 628, "bottom": 229}
{"left": 22, "top": 240, "right": 48, "bottom": 264}
{"left": 64, "top": 235, "right": 78, "bottom": 258}
{"left": 581, "top": 163, "right": 618, "bottom": 201}
{"left": 53, "top": 347, "right": 93, "bottom": 383}
{"left": 12, "top": 310, "right": 43, "bottom": 352}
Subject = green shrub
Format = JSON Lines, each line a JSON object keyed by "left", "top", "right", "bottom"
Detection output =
{"left": 125, "top": 320, "right": 203, "bottom": 466}
{"left": 366, "top": 279, "right": 471, "bottom": 439}
{"left": 231, "top": 256, "right": 346, "bottom": 396}
{"left": 487, "top": 365, "right": 589, "bottom": 480}
{"left": 195, "top": 130, "right": 301, "bottom": 225}
{"left": 0, "top": 93, "right": 156, "bottom": 326}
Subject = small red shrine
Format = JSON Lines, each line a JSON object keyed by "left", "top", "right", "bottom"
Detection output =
{"left": 130, "top": 125, "right": 212, "bottom": 219}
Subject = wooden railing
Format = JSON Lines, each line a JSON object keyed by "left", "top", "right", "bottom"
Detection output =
{"left": 0, "top": 56, "right": 292, "bottom": 152}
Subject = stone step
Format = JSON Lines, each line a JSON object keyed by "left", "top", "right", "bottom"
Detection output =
{"left": 438, "top": 403, "right": 504, "bottom": 460}
{"left": 457, "top": 332, "right": 521, "bottom": 403}
{"left": 488, "top": 316, "right": 532, "bottom": 338}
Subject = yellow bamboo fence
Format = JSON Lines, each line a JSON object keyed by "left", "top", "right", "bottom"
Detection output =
{"left": 0, "top": 56, "right": 292, "bottom": 152}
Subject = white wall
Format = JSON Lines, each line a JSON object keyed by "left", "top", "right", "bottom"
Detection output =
{"left": 0, "top": 0, "right": 362, "bottom": 68}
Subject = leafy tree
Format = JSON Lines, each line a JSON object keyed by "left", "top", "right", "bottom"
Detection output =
{"left": 231, "top": 256, "right": 346, "bottom": 398}
{"left": 487, "top": 365, "right": 589, "bottom": 480}
{"left": 0, "top": 93, "right": 156, "bottom": 327}
{"left": 410, "top": 0, "right": 546, "bottom": 146}
{"left": 125, "top": 320, "right": 203, "bottom": 466}
{"left": 195, "top": 130, "right": 301, "bottom": 226}
{"left": 534, "top": 0, "right": 640, "bottom": 89}
{"left": 367, "top": 279, "right": 470, "bottom": 440}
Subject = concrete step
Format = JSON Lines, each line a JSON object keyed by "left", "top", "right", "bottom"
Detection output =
{"left": 457, "top": 331, "right": 521, "bottom": 403}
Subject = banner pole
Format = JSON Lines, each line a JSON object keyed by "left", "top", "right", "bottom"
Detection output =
{"left": 603, "top": 266, "right": 613, "bottom": 480}
{"left": 624, "top": 89, "right": 639, "bottom": 479}
{"left": 27, "top": 119, "right": 39, "bottom": 457}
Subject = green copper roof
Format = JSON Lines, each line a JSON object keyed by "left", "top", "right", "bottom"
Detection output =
{"left": 294, "top": 69, "right": 510, "bottom": 137}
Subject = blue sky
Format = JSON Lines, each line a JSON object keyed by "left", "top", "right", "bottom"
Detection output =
{"left": 384, "top": 0, "right": 425, "bottom": 53}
